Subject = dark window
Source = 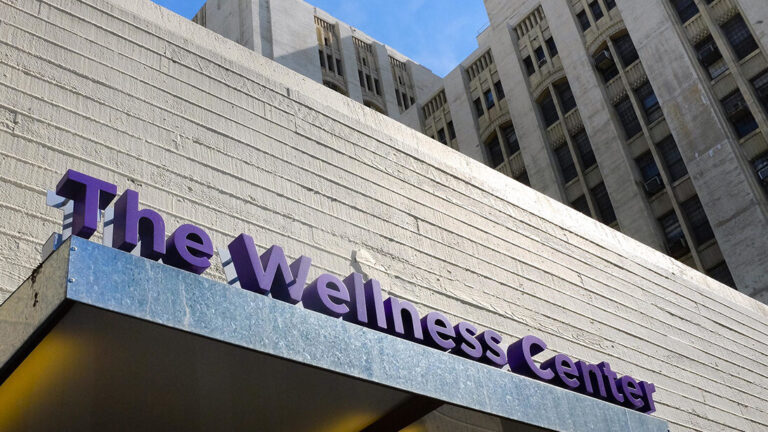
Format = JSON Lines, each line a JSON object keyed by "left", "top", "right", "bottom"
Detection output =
{"left": 319, "top": 50, "right": 326, "bottom": 68}
{"left": 487, "top": 135, "right": 504, "bottom": 167}
{"left": 556, "top": 81, "right": 577, "bottom": 114}
{"left": 722, "top": 15, "right": 759, "bottom": 60}
{"left": 752, "top": 152, "right": 768, "bottom": 193}
{"left": 447, "top": 121, "right": 457, "bottom": 140}
{"left": 437, "top": 128, "right": 447, "bottom": 145}
{"left": 571, "top": 195, "right": 591, "bottom": 216}
{"left": 546, "top": 38, "right": 558, "bottom": 58}
{"left": 540, "top": 94, "right": 560, "bottom": 127}
{"left": 752, "top": 70, "right": 768, "bottom": 113}
{"left": 615, "top": 97, "right": 642, "bottom": 138}
{"left": 516, "top": 171, "right": 531, "bottom": 187}
{"left": 577, "top": 10, "right": 591, "bottom": 32}
{"left": 589, "top": 1, "right": 604, "bottom": 21}
{"left": 721, "top": 90, "right": 758, "bottom": 138}
{"left": 336, "top": 59, "right": 343, "bottom": 76}
{"left": 523, "top": 56, "right": 536, "bottom": 76}
{"left": 358, "top": 70, "right": 364, "bottom": 86}
{"left": 635, "top": 81, "right": 663, "bottom": 123}
{"left": 396, "top": 89, "right": 402, "bottom": 107}
{"left": 605, "top": 0, "right": 616, "bottom": 10}
{"left": 594, "top": 49, "right": 619, "bottom": 82}
{"left": 474, "top": 97, "right": 484, "bottom": 118}
{"left": 502, "top": 125, "right": 520, "bottom": 155}
{"left": 613, "top": 34, "right": 639, "bottom": 67}
{"left": 362, "top": 57, "right": 367, "bottom": 67}
{"left": 327, "top": 54, "right": 335, "bottom": 72}
{"left": 535, "top": 46, "right": 547, "bottom": 67}
{"left": 657, "top": 135, "right": 688, "bottom": 181}
{"left": 324, "top": 37, "right": 330, "bottom": 46}
{"left": 659, "top": 212, "right": 688, "bottom": 257}
{"left": 572, "top": 130, "right": 596, "bottom": 169}
{"left": 707, "top": 261, "right": 736, "bottom": 288}
{"left": 403, "top": 95, "right": 410, "bottom": 110}
{"left": 365, "top": 74, "right": 372, "bottom": 91}
{"left": 495, "top": 81, "right": 506, "bottom": 100}
{"left": 682, "top": 196, "right": 714, "bottom": 245}
{"left": 671, "top": 0, "right": 699, "bottom": 24}
{"left": 410, "top": 96, "right": 415, "bottom": 105}
{"left": 555, "top": 145, "right": 578, "bottom": 183}
{"left": 636, "top": 151, "right": 664, "bottom": 195}
{"left": 695, "top": 36, "right": 727, "bottom": 79}
{"left": 592, "top": 183, "right": 616, "bottom": 224}
{"left": 484, "top": 89, "right": 495, "bottom": 110}
{"left": 374, "top": 78, "right": 381, "bottom": 95}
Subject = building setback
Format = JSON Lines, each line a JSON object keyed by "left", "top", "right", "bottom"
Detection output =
{"left": 1, "top": 0, "right": 768, "bottom": 431}
{"left": 192, "top": 0, "right": 768, "bottom": 303}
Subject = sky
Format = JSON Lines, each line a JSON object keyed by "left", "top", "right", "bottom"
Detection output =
{"left": 150, "top": 0, "right": 489, "bottom": 77}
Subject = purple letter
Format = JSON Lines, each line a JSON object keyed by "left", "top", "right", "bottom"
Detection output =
{"left": 450, "top": 322, "right": 483, "bottom": 360}
{"left": 163, "top": 224, "right": 213, "bottom": 274}
{"left": 227, "top": 234, "right": 311, "bottom": 304}
{"left": 303, "top": 274, "right": 350, "bottom": 317}
{"left": 542, "top": 354, "right": 580, "bottom": 390}
{"left": 576, "top": 360, "right": 607, "bottom": 398}
{"left": 420, "top": 312, "right": 456, "bottom": 351}
{"left": 640, "top": 381, "right": 657, "bottom": 414}
{"left": 478, "top": 330, "right": 506, "bottom": 368}
{"left": 113, "top": 189, "right": 166, "bottom": 260}
{"left": 342, "top": 273, "right": 387, "bottom": 331}
{"left": 508, "top": 335, "right": 555, "bottom": 381}
{"left": 384, "top": 297, "right": 423, "bottom": 341}
{"left": 55, "top": 169, "right": 117, "bottom": 238}
{"left": 619, "top": 376, "right": 644, "bottom": 410}
{"left": 598, "top": 362, "right": 625, "bottom": 404}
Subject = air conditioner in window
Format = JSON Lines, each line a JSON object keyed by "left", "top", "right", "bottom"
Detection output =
{"left": 594, "top": 50, "right": 614, "bottom": 70}
{"left": 697, "top": 44, "right": 720, "bottom": 66}
{"left": 758, "top": 166, "right": 768, "bottom": 182}
{"left": 643, "top": 175, "right": 664, "bottom": 194}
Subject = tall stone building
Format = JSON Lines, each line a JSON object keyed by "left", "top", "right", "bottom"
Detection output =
{"left": 192, "top": 0, "right": 768, "bottom": 303}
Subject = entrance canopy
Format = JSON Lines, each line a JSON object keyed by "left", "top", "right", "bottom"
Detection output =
{"left": 0, "top": 237, "right": 667, "bottom": 431}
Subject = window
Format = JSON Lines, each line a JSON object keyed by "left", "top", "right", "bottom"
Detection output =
{"left": 722, "top": 15, "right": 758, "bottom": 61}
{"left": 556, "top": 81, "right": 577, "bottom": 114}
{"left": 721, "top": 90, "right": 758, "bottom": 138}
{"left": 448, "top": 121, "right": 457, "bottom": 140}
{"left": 327, "top": 54, "right": 335, "bottom": 72}
{"left": 589, "top": 1, "right": 604, "bottom": 22}
{"left": 635, "top": 81, "right": 663, "bottom": 123}
{"left": 572, "top": 130, "right": 596, "bottom": 169}
{"left": 594, "top": 49, "right": 618, "bottom": 82}
{"left": 523, "top": 56, "right": 536, "bottom": 76}
{"left": 474, "top": 97, "right": 484, "bottom": 118}
{"left": 592, "top": 183, "right": 616, "bottom": 224}
{"left": 546, "top": 38, "right": 558, "bottom": 58}
{"left": 540, "top": 94, "right": 560, "bottom": 127}
{"left": 707, "top": 262, "right": 736, "bottom": 288}
{"left": 437, "top": 128, "right": 447, "bottom": 145}
{"left": 752, "top": 70, "right": 768, "bottom": 113}
{"left": 571, "top": 195, "right": 591, "bottom": 216}
{"left": 535, "top": 46, "right": 547, "bottom": 67}
{"left": 657, "top": 135, "right": 688, "bottom": 181}
{"left": 494, "top": 81, "right": 506, "bottom": 101}
{"left": 502, "top": 125, "right": 520, "bottom": 155}
{"left": 403, "top": 95, "right": 410, "bottom": 110}
{"left": 336, "top": 59, "right": 343, "bottom": 76}
{"left": 577, "top": 10, "right": 591, "bottom": 32}
{"left": 358, "top": 70, "right": 364, "bottom": 86}
{"left": 374, "top": 78, "right": 381, "bottom": 95}
{"left": 615, "top": 97, "right": 642, "bottom": 138}
{"left": 635, "top": 152, "right": 664, "bottom": 195}
{"left": 605, "top": 0, "right": 616, "bottom": 10}
{"left": 659, "top": 211, "right": 687, "bottom": 257}
{"left": 671, "top": 0, "right": 699, "bottom": 24}
{"left": 366, "top": 74, "right": 373, "bottom": 91}
{"left": 681, "top": 196, "right": 714, "bottom": 245}
{"left": 695, "top": 36, "right": 727, "bottom": 79}
{"left": 319, "top": 50, "right": 326, "bottom": 69}
{"left": 487, "top": 135, "right": 504, "bottom": 167}
{"left": 555, "top": 145, "right": 578, "bottom": 183}
{"left": 516, "top": 171, "right": 531, "bottom": 187}
{"left": 752, "top": 152, "right": 768, "bottom": 192}
{"left": 395, "top": 89, "right": 403, "bottom": 107}
{"left": 613, "top": 34, "right": 639, "bottom": 67}
{"left": 484, "top": 89, "right": 495, "bottom": 110}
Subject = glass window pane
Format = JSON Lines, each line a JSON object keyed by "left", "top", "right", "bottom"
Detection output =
{"left": 555, "top": 145, "right": 578, "bottom": 183}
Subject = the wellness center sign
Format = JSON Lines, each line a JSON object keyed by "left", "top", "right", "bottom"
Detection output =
{"left": 49, "top": 170, "right": 657, "bottom": 414}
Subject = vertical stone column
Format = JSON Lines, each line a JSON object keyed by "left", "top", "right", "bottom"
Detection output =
{"left": 443, "top": 66, "right": 485, "bottom": 165}
{"left": 337, "top": 23, "right": 364, "bottom": 103}
{"left": 373, "top": 43, "right": 400, "bottom": 118}
{"left": 540, "top": 0, "right": 663, "bottom": 249}
{"left": 619, "top": 0, "right": 768, "bottom": 298}
{"left": 268, "top": 0, "right": 322, "bottom": 83}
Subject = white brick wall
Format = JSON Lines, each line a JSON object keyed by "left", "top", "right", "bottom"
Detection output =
{"left": 0, "top": 0, "right": 767, "bottom": 430}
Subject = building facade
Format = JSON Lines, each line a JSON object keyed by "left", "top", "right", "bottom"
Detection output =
{"left": 192, "top": 0, "right": 768, "bottom": 303}
{"left": 1, "top": 0, "right": 768, "bottom": 431}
